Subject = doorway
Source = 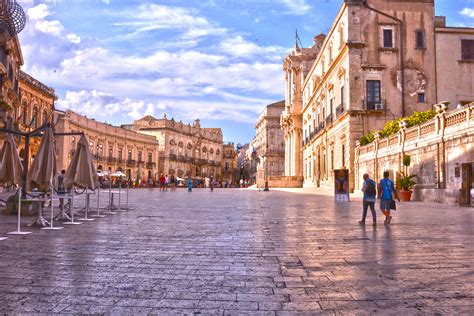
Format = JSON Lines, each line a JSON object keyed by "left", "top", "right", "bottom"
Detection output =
{"left": 460, "top": 163, "right": 473, "bottom": 206}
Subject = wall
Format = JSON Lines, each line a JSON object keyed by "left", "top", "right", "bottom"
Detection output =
{"left": 355, "top": 103, "right": 474, "bottom": 205}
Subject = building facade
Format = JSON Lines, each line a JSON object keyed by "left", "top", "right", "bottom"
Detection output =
{"left": 55, "top": 110, "right": 159, "bottom": 180}
{"left": 281, "top": 37, "right": 323, "bottom": 186}
{"left": 294, "top": 0, "right": 438, "bottom": 191}
{"left": 435, "top": 17, "right": 474, "bottom": 107}
{"left": 355, "top": 102, "right": 474, "bottom": 205}
{"left": 254, "top": 100, "right": 285, "bottom": 188}
{"left": 126, "top": 115, "right": 224, "bottom": 180}
{"left": 221, "top": 142, "right": 237, "bottom": 185}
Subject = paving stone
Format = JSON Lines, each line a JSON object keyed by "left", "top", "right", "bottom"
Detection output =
{"left": 0, "top": 189, "right": 472, "bottom": 314}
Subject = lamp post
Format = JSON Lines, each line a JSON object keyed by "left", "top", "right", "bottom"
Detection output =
{"left": 264, "top": 125, "right": 269, "bottom": 192}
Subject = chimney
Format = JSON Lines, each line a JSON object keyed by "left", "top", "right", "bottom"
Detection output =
{"left": 434, "top": 16, "right": 446, "bottom": 28}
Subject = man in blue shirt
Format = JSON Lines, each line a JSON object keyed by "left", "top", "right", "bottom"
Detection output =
{"left": 360, "top": 173, "right": 377, "bottom": 226}
{"left": 378, "top": 171, "right": 400, "bottom": 225}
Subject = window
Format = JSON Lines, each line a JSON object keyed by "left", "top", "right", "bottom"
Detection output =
{"left": 383, "top": 29, "right": 393, "bottom": 48}
{"left": 32, "top": 108, "right": 38, "bottom": 128}
{"left": 366, "top": 80, "right": 381, "bottom": 110}
{"left": 108, "top": 146, "right": 113, "bottom": 158}
{"left": 42, "top": 110, "right": 48, "bottom": 124}
{"left": 417, "top": 93, "right": 426, "bottom": 103}
{"left": 461, "top": 39, "right": 474, "bottom": 61}
{"left": 127, "top": 150, "right": 132, "bottom": 161}
{"left": 137, "top": 151, "right": 142, "bottom": 162}
{"left": 22, "top": 105, "right": 27, "bottom": 125}
{"left": 416, "top": 30, "right": 425, "bottom": 49}
{"left": 148, "top": 152, "right": 152, "bottom": 163}
{"left": 341, "top": 86, "right": 345, "bottom": 109}
{"left": 330, "top": 149, "right": 334, "bottom": 171}
{"left": 118, "top": 148, "right": 123, "bottom": 160}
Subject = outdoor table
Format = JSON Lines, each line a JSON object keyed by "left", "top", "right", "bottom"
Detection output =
{"left": 77, "top": 190, "right": 96, "bottom": 221}
{"left": 26, "top": 193, "right": 51, "bottom": 227}
{"left": 101, "top": 190, "right": 123, "bottom": 214}
{"left": 54, "top": 192, "right": 74, "bottom": 221}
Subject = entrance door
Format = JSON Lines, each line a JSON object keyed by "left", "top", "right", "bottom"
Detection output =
{"left": 460, "top": 163, "right": 472, "bottom": 206}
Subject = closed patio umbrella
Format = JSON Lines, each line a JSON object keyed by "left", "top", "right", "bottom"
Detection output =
{"left": 0, "top": 133, "right": 23, "bottom": 186}
{"left": 64, "top": 135, "right": 98, "bottom": 224}
{"left": 27, "top": 127, "right": 61, "bottom": 229}
{"left": 1, "top": 133, "right": 31, "bottom": 236}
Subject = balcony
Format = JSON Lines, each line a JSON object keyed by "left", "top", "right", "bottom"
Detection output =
{"left": 178, "top": 155, "right": 185, "bottom": 162}
{"left": 335, "top": 103, "right": 346, "bottom": 118}
{"left": 107, "top": 157, "right": 117, "bottom": 164}
{"left": 210, "top": 161, "right": 216, "bottom": 166}
{"left": 146, "top": 162, "right": 156, "bottom": 169}
{"left": 169, "top": 153, "right": 177, "bottom": 161}
{"left": 94, "top": 154, "right": 105, "bottom": 162}
{"left": 363, "top": 99, "right": 386, "bottom": 111}
{"left": 126, "top": 159, "right": 136, "bottom": 167}
{"left": 117, "top": 158, "right": 124, "bottom": 164}
{"left": 325, "top": 114, "right": 333, "bottom": 125}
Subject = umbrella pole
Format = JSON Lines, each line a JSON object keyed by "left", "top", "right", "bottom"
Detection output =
{"left": 64, "top": 185, "right": 82, "bottom": 225}
{"left": 42, "top": 186, "right": 64, "bottom": 230}
{"left": 117, "top": 178, "right": 125, "bottom": 212}
{"left": 92, "top": 185, "right": 106, "bottom": 218}
{"left": 7, "top": 186, "right": 32, "bottom": 235}
{"left": 78, "top": 191, "right": 95, "bottom": 221}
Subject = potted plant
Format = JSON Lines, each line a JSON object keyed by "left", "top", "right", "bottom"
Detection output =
{"left": 398, "top": 171, "right": 417, "bottom": 201}
{"left": 397, "top": 155, "right": 417, "bottom": 201}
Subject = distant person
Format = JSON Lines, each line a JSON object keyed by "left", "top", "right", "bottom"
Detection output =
{"left": 359, "top": 173, "right": 377, "bottom": 226}
{"left": 57, "top": 170, "right": 67, "bottom": 212}
{"left": 378, "top": 171, "right": 400, "bottom": 225}
{"left": 239, "top": 178, "right": 244, "bottom": 188}
{"left": 187, "top": 176, "right": 193, "bottom": 192}
{"left": 165, "top": 175, "right": 169, "bottom": 191}
{"left": 170, "top": 175, "right": 176, "bottom": 191}
{"left": 209, "top": 177, "right": 214, "bottom": 192}
{"left": 159, "top": 174, "right": 165, "bottom": 191}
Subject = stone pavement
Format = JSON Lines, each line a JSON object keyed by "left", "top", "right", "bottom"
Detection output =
{"left": 0, "top": 188, "right": 473, "bottom": 315}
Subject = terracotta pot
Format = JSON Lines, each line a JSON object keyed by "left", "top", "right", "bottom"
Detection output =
{"left": 399, "top": 190, "right": 412, "bottom": 202}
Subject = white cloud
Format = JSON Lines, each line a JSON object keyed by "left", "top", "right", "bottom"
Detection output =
{"left": 218, "top": 36, "right": 285, "bottom": 59}
{"left": 278, "top": 0, "right": 311, "bottom": 15}
{"left": 20, "top": 2, "right": 285, "bottom": 126}
{"left": 460, "top": 8, "right": 474, "bottom": 18}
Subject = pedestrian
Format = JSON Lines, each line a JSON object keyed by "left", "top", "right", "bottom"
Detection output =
{"left": 359, "top": 173, "right": 377, "bottom": 226}
{"left": 57, "top": 169, "right": 66, "bottom": 211}
{"left": 165, "top": 175, "right": 169, "bottom": 191}
{"left": 159, "top": 174, "right": 165, "bottom": 191}
{"left": 170, "top": 175, "right": 176, "bottom": 191}
{"left": 210, "top": 177, "right": 214, "bottom": 192}
{"left": 378, "top": 171, "right": 400, "bottom": 225}
{"left": 187, "top": 176, "right": 193, "bottom": 192}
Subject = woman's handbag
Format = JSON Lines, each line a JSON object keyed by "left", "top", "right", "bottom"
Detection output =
{"left": 390, "top": 199, "right": 397, "bottom": 210}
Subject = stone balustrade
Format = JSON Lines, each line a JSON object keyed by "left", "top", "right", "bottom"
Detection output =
{"left": 355, "top": 102, "right": 474, "bottom": 205}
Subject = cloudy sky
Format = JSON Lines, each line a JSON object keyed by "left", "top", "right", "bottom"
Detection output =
{"left": 17, "top": 0, "right": 473, "bottom": 144}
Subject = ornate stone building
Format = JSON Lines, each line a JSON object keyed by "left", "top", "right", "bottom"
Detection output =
{"left": 0, "top": 37, "right": 56, "bottom": 168}
{"left": 294, "top": 0, "right": 438, "bottom": 190}
{"left": 435, "top": 17, "right": 474, "bottom": 107}
{"left": 221, "top": 142, "right": 237, "bottom": 184}
{"left": 281, "top": 37, "right": 323, "bottom": 186}
{"left": 55, "top": 110, "right": 159, "bottom": 180}
{"left": 254, "top": 100, "right": 285, "bottom": 188}
{"left": 126, "top": 115, "right": 225, "bottom": 179}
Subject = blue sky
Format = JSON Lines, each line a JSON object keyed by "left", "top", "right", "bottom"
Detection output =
{"left": 17, "top": 0, "right": 474, "bottom": 145}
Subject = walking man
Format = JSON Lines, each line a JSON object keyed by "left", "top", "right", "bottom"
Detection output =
{"left": 378, "top": 171, "right": 400, "bottom": 225}
{"left": 359, "top": 173, "right": 377, "bottom": 226}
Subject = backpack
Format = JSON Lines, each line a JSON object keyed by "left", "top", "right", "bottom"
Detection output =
{"left": 366, "top": 179, "right": 376, "bottom": 197}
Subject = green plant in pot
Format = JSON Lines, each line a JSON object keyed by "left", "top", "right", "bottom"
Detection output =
{"left": 398, "top": 154, "right": 417, "bottom": 201}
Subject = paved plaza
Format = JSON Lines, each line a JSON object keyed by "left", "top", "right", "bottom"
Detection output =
{"left": 0, "top": 188, "right": 473, "bottom": 315}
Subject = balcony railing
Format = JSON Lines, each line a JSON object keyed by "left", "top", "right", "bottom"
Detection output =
{"left": 107, "top": 157, "right": 117, "bottom": 164}
{"left": 126, "top": 159, "right": 136, "bottom": 167}
{"left": 169, "top": 153, "right": 177, "bottom": 161}
{"left": 335, "top": 103, "right": 345, "bottom": 118}
{"left": 146, "top": 162, "right": 155, "bottom": 169}
{"left": 178, "top": 155, "right": 185, "bottom": 162}
{"left": 363, "top": 99, "right": 386, "bottom": 111}
{"left": 325, "top": 114, "right": 333, "bottom": 125}
{"left": 118, "top": 158, "right": 124, "bottom": 164}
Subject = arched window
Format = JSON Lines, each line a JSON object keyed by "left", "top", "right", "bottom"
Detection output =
{"left": 42, "top": 110, "right": 48, "bottom": 124}
{"left": 21, "top": 103, "right": 27, "bottom": 125}
{"left": 186, "top": 143, "right": 192, "bottom": 158}
{"left": 32, "top": 107, "right": 38, "bottom": 128}
{"left": 178, "top": 142, "right": 184, "bottom": 155}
